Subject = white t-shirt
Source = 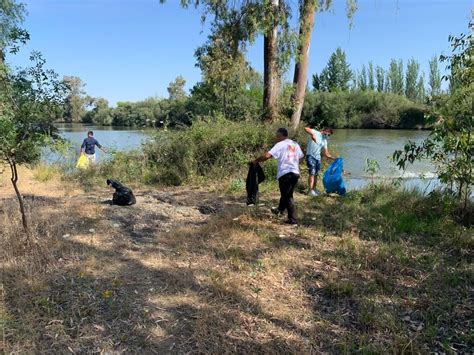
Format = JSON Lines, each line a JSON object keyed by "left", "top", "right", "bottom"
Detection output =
{"left": 268, "top": 139, "right": 304, "bottom": 179}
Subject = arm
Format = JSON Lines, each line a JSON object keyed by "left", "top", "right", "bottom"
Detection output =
{"left": 252, "top": 152, "right": 272, "bottom": 165}
{"left": 95, "top": 140, "right": 107, "bottom": 153}
{"left": 304, "top": 127, "right": 318, "bottom": 142}
{"left": 322, "top": 147, "right": 336, "bottom": 161}
{"left": 80, "top": 139, "right": 86, "bottom": 154}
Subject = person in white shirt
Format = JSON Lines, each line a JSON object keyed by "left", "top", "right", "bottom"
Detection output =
{"left": 252, "top": 128, "right": 304, "bottom": 225}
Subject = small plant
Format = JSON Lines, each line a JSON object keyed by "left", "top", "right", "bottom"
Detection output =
{"left": 365, "top": 158, "right": 380, "bottom": 183}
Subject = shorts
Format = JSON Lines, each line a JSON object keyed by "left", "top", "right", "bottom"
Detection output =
{"left": 306, "top": 155, "right": 321, "bottom": 176}
{"left": 85, "top": 153, "right": 96, "bottom": 164}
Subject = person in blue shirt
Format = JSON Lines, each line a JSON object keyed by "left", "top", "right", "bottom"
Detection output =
{"left": 304, "top": 127, "right": 336, "bottom": 196}
{"left": 80, "top": 131, "right": 107, "bottom": 163}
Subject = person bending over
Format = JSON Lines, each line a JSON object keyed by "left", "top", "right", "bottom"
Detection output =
{"left": 304, "top": 126, "right": 336, "bottom": 196}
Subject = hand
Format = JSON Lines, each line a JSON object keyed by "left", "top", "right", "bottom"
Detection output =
{"left": 250, "top": 159, "right": 258, "bottom": 165}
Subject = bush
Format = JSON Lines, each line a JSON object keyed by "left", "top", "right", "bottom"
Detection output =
{"left": 302, "top": 91, "right": 427, "bottom": 129}
{"left": 144, "top": 118, "right": 277, "bottom": 182}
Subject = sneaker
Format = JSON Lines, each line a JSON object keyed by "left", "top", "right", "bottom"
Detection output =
{"left": 271, "top": 207, "right": 282, "bottom": 216}
{"left": 309, "top": 190, "right": 319, "bottom": 197}
{"left": 284, "top": 220, "right": 298, "bottom": 227}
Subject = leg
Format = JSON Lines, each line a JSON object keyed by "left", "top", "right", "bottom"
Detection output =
{"left": 306, "top": 156, "right": 317, "bottom": 192}
{"left": 286, "top": 174, "right": 299, "bottom": 223}
{"left": 277, "top": 174, "right": 290, "bottom": 212}
{"left": 308, "top": 174, "right": 315, "bottom": 190}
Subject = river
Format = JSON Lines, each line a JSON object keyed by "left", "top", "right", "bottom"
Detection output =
{"left": 52, "top": 123, "right": 438, "bottom": 192}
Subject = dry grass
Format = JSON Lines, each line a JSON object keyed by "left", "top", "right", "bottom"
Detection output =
{"left": 1, "top": 171, "right": 472, "bottom": 353}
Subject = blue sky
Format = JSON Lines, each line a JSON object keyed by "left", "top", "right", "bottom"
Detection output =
{"left": 8, "top": 0, "right": 473, "bottom": 106}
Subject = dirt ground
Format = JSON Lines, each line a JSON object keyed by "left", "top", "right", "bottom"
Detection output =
{"left": 1, "top": 168, "right": 472, "bottom": 353}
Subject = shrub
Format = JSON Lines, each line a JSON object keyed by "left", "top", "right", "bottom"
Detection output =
{"left": 302, "top": 91, "right": 427, "bottom": 129}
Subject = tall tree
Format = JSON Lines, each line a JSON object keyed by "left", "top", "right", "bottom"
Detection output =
{"left": 63, "top": 76, "right": 87, "bottom": 122}
{"left": 312, "top": 72, "right": 320, "bottom": 91}
{"left": 388, "top": 58, "right": 404, "bottom": 95}
{"left": 405, "top": 58, "right": 420, "bottom": 100}
{"left": 368, "top": 61, "right": 375, "bottom": 90}
{"left": 358, "top": 65, "right": 368, "bottom": 91}
{"left": 167, "top": 75, "right": 187, "bottom": 101}
{"left": 428, "top": 55, "right": 442, "bottom": 97}
{"left": 416, "top": 73, "right": 425, "bottom": 102}
{"left": 290, "top": 0, "right": 317, "bottom": 129}
{"left": 376, "top": 65, "right": 385, "bottom": 92}
{"left": 263, "top": 0, "right": 280, "bottom": 121}
{"left": 319, "top": 47, "right": 353, "bottom": 92}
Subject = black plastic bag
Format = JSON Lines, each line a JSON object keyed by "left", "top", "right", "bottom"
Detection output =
{"left": 107, "top": 179, "right": 136, "bottom": 206}
{"left": 246, "top": 163, "right": 265, "bottom": 205}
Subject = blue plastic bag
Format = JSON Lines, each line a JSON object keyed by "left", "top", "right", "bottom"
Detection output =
{"left": 323, "top": 157, "right": 347, "bottom": 195}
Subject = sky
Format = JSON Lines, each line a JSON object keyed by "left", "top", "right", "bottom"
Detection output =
{"left": 7, "top": 0, "right": 473, "bottom": 106}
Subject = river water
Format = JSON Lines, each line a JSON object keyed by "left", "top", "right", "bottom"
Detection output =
{"left": 53, "top": 123, "right": 438, "bottom": 192}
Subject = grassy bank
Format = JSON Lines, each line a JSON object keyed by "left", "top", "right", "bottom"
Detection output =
{"left": 1, "top": 163, "right": 472, "bottom": 353}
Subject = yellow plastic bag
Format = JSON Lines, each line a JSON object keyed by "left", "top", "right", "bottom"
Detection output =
{"left": 76, "top": 154, "right": 89, "bottom": 170}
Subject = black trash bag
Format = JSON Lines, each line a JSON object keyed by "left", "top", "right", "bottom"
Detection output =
{"left": 107, "top": 179, "right": 136, "bottom": 206}
{"left": 246, "top": 163, "right": 265, "bottom": 205}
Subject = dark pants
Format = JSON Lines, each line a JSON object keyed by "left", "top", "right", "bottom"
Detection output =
{"left": 278, "top": 172, "right": 299, "bottom": 223}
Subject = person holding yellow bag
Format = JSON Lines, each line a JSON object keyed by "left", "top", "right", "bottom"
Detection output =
{"left": 80, "top": 131, "right": 107, "bottom": 163}
{"left": 76, "top": 131, "right": 107, "bottom": 169}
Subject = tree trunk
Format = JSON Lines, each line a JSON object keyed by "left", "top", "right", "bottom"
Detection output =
{"left": 290, "top": 0, "right": 316, "bottom": 130}
{"left": 263, "top": 0, "right": 280, "bottom": 121}
{"left": 8, "top": 158, "right": 29, "bottom": 235}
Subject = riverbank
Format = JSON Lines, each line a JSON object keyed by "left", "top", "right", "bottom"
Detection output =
{"left": 1, "top": 167, "right": 472, "bottom": 353}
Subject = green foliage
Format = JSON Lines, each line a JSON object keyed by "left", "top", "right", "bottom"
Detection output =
{"left": 0, "top": 0, "right": 28, "bottom": 58}
{"left": 71, "top": 119, "right": 279, "bottom": 188}
{"left": 302, "top": 90, "right": 426, "bottom": 129}
{"left": 167, "top": 75, "right": 187, "bottom": 101}
{"left": 428, "top": 56, "right": 442, "bottom": 97}
{"left": 0, "top": 52, "right": 66, "bottom": 166}
{"left": 364, "top": 158, "right": 380, "bottom": 183}
{"left": 388, "top": 59, "right": 404, "bottom": 96}
{"left": 319, "top": 47, "right": 353, "bottom": 92}
{"left": 405, "top": 58, "right": 420, "bottom": 101}
{"left": 63, "top": 76, "right": 88, "bottom": 123}
{"left": 394, "top": 22, "right": 473, "bottom": 209}
{"left": 375, "top": 65, "right": 385, "bottom": 92}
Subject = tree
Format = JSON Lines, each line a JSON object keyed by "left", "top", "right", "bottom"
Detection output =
{"left": 428, "top": 55, "right": 442, "bottom": 97}
{"left": 405, "top": 58, "right": 420, "bottom": 100}
{"left": 368, "top": 61, "right": 375, "bottom": 90}
{"left": 319, "top": 47, "right": 353, "bottom": 92}
{"left": 63, "top": 76, "right": 87, "bottom": 122}
{"left": 84, "top": 97, "right": 112, "bottom": 125}
{"left": 357, "top": 65, "right": 368, "bottom": 91}
{"left": 0, "top": 52, "right": 66, "bottom": 235}
{"left": 388, "top": 58, "right": 404, "bottom": 95}
{"left": 167, "top": 75, "right": 187, "bottom": 101}
{"left": 394, "top": 22, "right": 473, "bottom": 211}
{"left": 0, "top": 0, "right": 28, "bottom": 63}
{"left": 376, "top": 65, "right": 385, "bottom": 92}
{"left": 194, "top": 19, "right": 261, "bottom": 120}
{"left": 312, "top": 72, "right": 320, "bottom": 91}
{"left": 416, "top": 73, "right": 425, "bottom": 102}
{"left": 290, "top": 0, "right": 317, "bottom": 129}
